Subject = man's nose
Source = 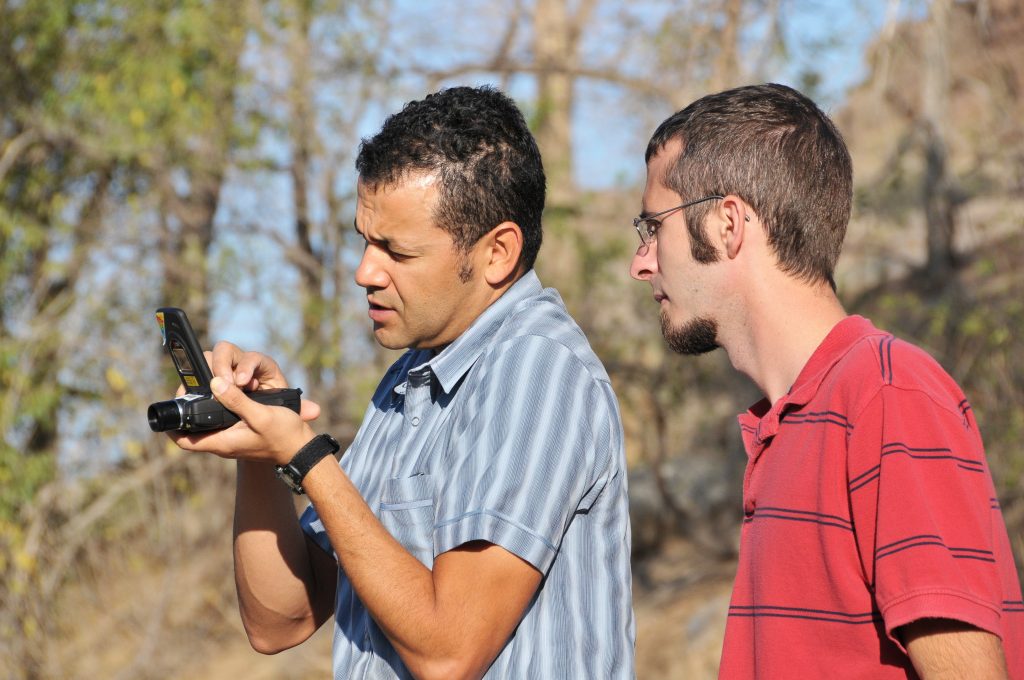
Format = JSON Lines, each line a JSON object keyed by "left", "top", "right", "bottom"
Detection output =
{"left": 354, "top": 246, "right": 389, "bottom": 289}
{"left": 629, "top": 242, "right": 657, "bottom": 281}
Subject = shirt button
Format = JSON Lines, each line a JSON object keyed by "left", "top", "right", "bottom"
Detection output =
{"left": 411, "top": 416, "right": 420, "bottom": 426}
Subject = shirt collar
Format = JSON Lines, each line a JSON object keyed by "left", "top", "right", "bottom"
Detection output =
{"left": 422, "top": 270, "right": 544, "bottom": 395}
{"left": 738, "top": 315, "right": 887, "bottom": 449}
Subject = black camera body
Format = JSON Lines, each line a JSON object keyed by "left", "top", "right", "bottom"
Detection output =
{"left": 147, "top": 307, "right": 302, "bottom": 433}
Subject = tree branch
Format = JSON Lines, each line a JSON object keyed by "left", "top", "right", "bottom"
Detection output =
{"left": 0, "top": 128, "right": 38, "bottom": 183}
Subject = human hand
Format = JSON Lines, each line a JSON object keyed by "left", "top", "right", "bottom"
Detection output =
{"left": 167, "top": 340, "right": 321, "bottom": 464}
{"left": 210, "top": 340, "right": 290, "bottom": 391}
{"left": 170, "top": 376, "right": 320, "bottom": 466}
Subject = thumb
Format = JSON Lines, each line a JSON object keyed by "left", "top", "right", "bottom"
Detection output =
{"left": 299, "top": 398, "right": 321, "bottom": 422}
{"left": 210, "top": 376, "right": 256, "bottom": 423}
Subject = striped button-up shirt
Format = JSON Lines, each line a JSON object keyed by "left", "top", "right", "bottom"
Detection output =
{"left": 301, "top": 270, "right": 635, "bottom": 678}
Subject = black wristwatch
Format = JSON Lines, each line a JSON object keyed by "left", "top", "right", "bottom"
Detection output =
{"left": 274, "top": 433, "right": 341, "bottom": 495}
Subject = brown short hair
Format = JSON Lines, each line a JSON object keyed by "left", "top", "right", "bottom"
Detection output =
{"left": 647, "top": 83, "right": 852, "bottom": 286}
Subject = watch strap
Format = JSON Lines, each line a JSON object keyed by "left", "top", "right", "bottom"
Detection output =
{"left": 274, "top": 433, "right": 340, "bottom": 495}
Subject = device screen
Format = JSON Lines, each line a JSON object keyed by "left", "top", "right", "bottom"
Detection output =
{"left": 169, "top": 340, "right": 200, "bottom": 387}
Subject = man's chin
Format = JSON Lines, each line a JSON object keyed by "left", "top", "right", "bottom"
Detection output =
{"left": 661, "top": 314, "right": 719, "bottom": 356}
{"left": 373, "top": 328, "right": 408, "bottom": 351}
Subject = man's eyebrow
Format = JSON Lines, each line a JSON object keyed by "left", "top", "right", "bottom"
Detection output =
{"left": 353, "top": 219, "right": 380, "bottom": 243}
{"left": 353, "top": 219, "right": 411, "bottom": 251}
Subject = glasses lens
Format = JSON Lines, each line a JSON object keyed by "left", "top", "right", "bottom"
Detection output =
{"left": 640, "top": 219, "right": 657, "bottom": 245}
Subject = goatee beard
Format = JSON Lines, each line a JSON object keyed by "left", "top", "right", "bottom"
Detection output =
{"left": 661, "top": 312, "right": 719, "bottom": 355}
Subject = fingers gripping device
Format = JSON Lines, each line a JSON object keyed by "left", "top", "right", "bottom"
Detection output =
{"left": 147, "top": 307, "right": 302, "bottom": 432}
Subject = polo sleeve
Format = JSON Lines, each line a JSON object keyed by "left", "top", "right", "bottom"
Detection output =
{"left": 432, "top": 335, "right": 616, "bottom": 574}
{"left": 847, "top": 385, "right": 1006, "bottom": 649}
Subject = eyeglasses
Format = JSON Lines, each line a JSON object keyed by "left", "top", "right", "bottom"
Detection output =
{"left": 633, "top": 195, "right": 724, "bottom": 246}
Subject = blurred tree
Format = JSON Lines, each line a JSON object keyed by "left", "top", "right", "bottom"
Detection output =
{"left": 1, "top": 1, "right": 249, "bottom": 676}
{"left": 0, "top": 0, "right": 406, "bottom": 672}
{"left": 0, "top": 0, "right": 248, "bottom": 503}
{"left": 842, "top": 0, "right": 1023, "bottom": 281}
{"left": 240, "top": 0, "right": 397, "bottom": 439}
{"left": 710, "top": 0, "right": 743, "bottom": 91}
{"left": 533, "top": 0, "right": 595, "bottom": 208}
{"left": 1, "top": 0, "right": 79, "bottom": 527}
{"left": 921, "top": 0, "right": 957, "bottom": 282}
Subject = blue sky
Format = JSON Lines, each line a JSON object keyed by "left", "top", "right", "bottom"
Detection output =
{"left": 564, "top": 0, "right": 899, "bottom": 191}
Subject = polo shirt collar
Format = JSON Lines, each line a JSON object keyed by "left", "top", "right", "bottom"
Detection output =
{"left": 739, "top": 315, "right": 885, "bottom": 449}
{"left": 421, "top": 270, "right": 544, "bottom": 395}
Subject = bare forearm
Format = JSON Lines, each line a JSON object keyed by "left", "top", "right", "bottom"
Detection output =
{"left": 303, "top": 457, "right": 537, "bottom": 680}
{"left": 902, "top": 619, "right": 1009, "bottom": 680}
{"left": 233, "top": 460, "right": 329, "bottom": 651}
{"left": 302, "top": 459, "right": 449, "bottom": 665}
{"left": 166, "top": 347, "right": 335, "bottom": 652}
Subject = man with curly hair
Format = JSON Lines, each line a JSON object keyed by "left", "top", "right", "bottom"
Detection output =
{"left": 171, "top": 86, "right": 635, "bottom": 679}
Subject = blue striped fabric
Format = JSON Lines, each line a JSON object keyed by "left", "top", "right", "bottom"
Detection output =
{"left": 301, "top": 270, "right": 635, "bottom": 679}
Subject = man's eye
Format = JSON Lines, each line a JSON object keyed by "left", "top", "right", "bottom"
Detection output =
{"left": 644, "top": 220, "right": 660, "bottom": 237}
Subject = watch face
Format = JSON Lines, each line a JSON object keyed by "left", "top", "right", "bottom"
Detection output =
{"left": 275, "top": 465, "right": 304, "bottom": 494}
{"left": 275, "top": 434, "right": 339, "bottom": 495}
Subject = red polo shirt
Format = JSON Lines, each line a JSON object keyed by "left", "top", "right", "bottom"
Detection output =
{"left": 719, "top": 315, "right": 1023, "bottom": 679}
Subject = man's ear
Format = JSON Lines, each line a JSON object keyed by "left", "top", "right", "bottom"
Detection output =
{"left": 482, "top": 221, "right": 524, "bottom": 286}
{"left": 719, "top": 195, "right": 749, "bottom": 260}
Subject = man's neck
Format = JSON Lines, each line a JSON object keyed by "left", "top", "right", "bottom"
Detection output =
{"left": 428, "top": 270, "right": 527, "bottom": 356}
{"left": 722, "top": 275, "right": 847, "bottom": 406}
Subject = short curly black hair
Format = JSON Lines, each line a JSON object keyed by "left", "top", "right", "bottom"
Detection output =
{"left": 356, "top": 86, "right": 546, "bottom": 272}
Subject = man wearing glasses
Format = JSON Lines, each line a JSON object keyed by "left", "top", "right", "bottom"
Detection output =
{"left": 171, "top": 86, "right": 634, "bottom": 679}
{"left": 630, "top": 83, "right": 1022, "bottom": 678}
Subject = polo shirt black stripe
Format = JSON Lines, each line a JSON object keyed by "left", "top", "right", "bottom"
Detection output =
{"left": 729, "top": 605, "right": 881, "bottom": 624}
{"left": 849, "top": 464, "right": 881, "bottom": 493}
{"left": 782, "top": 410, "right": 854, "bottom": 430}
{"left": 745, "top": 506, "right": 854, "bottom": 532}
{"left": 876, "top": 534, "right": 995, "bottom": 562}
{"left": 880, "top": 442, "right": 985, "bottom": 472}
{"left": 876, "top": 534, "right": 943, "bottom": 552}
{"left": 878, "top": 336, "right": 895, "bottom": 384}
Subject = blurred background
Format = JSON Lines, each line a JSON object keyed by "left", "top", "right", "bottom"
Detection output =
{"left": 1, "top": 0, "right": 1022, "bottom": 677}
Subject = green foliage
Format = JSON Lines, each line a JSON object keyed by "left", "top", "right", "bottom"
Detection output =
{"left": 0, "top": 443, "right": 55, "bottom": 523}
{"left": 55, "top": 1, "right": 246, "bottom": 162}
{"left": 1, "top": 0, "right": 250, "bottom": 524}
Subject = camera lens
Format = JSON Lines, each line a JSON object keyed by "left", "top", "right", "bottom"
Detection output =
{"left": 148, "top": 399, "right": 184, "bottom": 432}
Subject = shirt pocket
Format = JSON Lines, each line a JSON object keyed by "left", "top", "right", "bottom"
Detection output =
{"left": 379, "top": 473, "right": 435, "bottom": 568}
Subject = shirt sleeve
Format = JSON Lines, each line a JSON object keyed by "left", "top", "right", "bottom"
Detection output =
{"left": 299, "top": 502, "right": 335, "bottom": 558}
{"left": 431, "top": 335, "right": 617, "bottom": 574}
{"left": 847, "top": 384, "right": 1006, "bottom": 650}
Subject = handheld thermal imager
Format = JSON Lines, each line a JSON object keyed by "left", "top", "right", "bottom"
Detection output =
{"left": 147, "top": 308, "right": 302, "bottom": 432}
